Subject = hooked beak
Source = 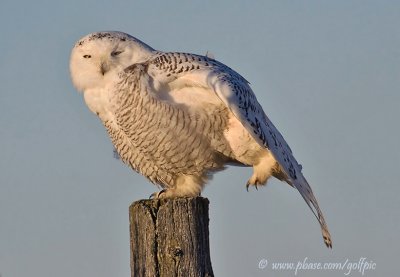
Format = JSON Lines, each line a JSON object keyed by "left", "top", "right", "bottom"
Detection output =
{"left": 100, "top": 61, "right": 109, "bottom": 75}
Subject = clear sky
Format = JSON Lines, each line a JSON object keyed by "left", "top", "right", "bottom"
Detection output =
{"left": 1, "top": 1, "right": 399, "bottom": 276}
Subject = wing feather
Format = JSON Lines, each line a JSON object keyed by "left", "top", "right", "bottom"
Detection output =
{"left": 145, "top": 52, "right": 332, "bottom": 247}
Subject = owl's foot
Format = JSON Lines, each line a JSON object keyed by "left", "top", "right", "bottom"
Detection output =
{"left": 246, "top": 155, "right": 275, "bottom": 191}
{"left": 150, "top": 188, "right": 201, "bottom": 199}
{"left": 150, "top": 175, "right": 204, "bottom": 198}
{"left": 149, "top": 190, "right": 166, "bottom": 199}
{"left": 246, "top": 179, "right": 261, "bottom": 191}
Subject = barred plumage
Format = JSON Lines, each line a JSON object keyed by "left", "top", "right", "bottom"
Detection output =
{"left": 105, "top": 64, "right": 230, "bottom": 190}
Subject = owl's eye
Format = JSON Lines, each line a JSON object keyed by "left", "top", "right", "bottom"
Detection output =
{"left": 83, "top": 55, "right": 91, "bottom": 59}
{"left": 111, "top": 50, "right": 123, "bottom": 57}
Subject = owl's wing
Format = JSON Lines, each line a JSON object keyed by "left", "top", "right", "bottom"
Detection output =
{"left": 210, "top": 71, "right": 333, "bottom": 248}
{"left": 145, "top": 52, "right": 332, "bottom": 248}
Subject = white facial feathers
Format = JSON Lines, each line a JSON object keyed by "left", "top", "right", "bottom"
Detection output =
{"left": 69, "top": 31, "right": 155, "bottom": 92}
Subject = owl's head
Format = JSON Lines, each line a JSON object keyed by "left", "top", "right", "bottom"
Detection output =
{"left": 69, "top": 31, "right": 155, "bottom": 92}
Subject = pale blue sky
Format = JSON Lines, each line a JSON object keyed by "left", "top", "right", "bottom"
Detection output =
{"left": 1, "top": 1, "right": 399, "bottom": 276}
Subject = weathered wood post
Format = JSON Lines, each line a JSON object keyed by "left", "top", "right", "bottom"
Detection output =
{"left": 129, "top": 197, "right": 214, "bottom": 277}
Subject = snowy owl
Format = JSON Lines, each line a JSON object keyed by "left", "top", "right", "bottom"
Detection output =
{"left": 70, "top": 31, "right": 332, "bottom": 248}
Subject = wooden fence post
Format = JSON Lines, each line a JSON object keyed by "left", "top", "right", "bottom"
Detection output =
{"left": 129, "top": 197, "right": 214, "bottom": 277}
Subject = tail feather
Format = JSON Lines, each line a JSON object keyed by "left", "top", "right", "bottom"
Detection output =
{"left": 292, "top": 175, "right": 332, "bottom": 248}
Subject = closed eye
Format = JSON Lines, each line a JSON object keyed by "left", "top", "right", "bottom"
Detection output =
{"left": 111, "top": 50, "right": 123, "bottom": 57}
{"left": 83, "top": 54, "right": 91, "bottom": 59}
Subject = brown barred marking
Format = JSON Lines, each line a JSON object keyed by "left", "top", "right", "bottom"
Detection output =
{"left": 105, "top": 65, "right": 231, "bottom": 188}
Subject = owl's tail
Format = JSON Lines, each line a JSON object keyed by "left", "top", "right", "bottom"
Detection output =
{"left": 292, "top": 174, "right": 332, "bottom": 248}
